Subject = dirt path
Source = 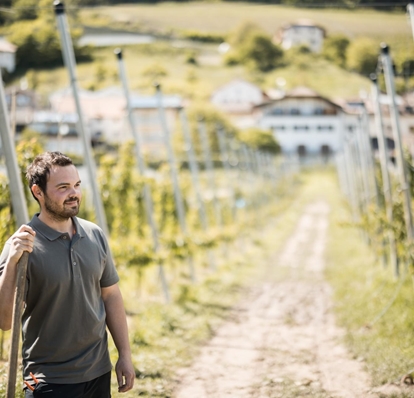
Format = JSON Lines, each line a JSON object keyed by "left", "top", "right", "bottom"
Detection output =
{"left": 173, "top": 201, "right": 385, "bottom": 398}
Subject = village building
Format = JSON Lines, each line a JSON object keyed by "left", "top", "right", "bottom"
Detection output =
{"left": 0, "top": 38, "right": 17, "bottom": 73}
{"left": 44, "top": 87, "right": 183, "bottom": 158}
{"left": 4, "top": 87, "right": 39, "bottom": 132}
{"left": 256, "top": 86, "right": 346, "bottom": 158}
{"left": 275, "top": 20, "right": 325, "bottom": 53}
{"left": 210, "top": 79, "right": 269, "bottom": 129}
{"left": 129, "top": 94, "right": 183, "bottom": 159}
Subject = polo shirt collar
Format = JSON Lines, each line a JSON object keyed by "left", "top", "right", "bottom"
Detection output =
{"left": 31, "top": 214, "right": 85, "bottom": 241}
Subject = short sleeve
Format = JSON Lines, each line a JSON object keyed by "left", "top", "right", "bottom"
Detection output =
{"left": 99, "top": 234, "right": 119, "bottom": 288}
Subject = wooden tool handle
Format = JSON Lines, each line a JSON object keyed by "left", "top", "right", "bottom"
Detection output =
{"left": 6, "top": 251, "right": 29, "bottom": 398}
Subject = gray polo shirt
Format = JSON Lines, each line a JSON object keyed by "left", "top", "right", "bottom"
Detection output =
{"left": 0, "top": 214, "right": 119, "bottom": 384}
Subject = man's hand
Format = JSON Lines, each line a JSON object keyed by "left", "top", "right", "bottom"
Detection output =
{"left": 8, "top": 225, "right": 35, "bottom": 264}
{"left": 115, "top": 355, "right": 135, "bottom": 393}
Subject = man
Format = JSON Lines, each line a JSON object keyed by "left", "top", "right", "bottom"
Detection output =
{"left": 0, "top": 152, "right": 135, "bottom": 397}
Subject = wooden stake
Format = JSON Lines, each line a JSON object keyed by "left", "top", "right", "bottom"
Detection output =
{"left": 6, "top": 252, "right": 29, "bottom": 398}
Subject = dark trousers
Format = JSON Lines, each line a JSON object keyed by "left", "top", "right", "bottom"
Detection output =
{"left": 24, "top": 371, "right": 111, "bottom": 398}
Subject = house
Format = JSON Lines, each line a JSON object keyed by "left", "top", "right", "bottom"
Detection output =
{"left": 49, "top": 87, "right": 128, "bottom": 143}
{"left": 342, "top": 91, "right": 414, "bottom": 160}
{"left": 256, "top": 86, "right": 345, "bottom": 157}
{"left": 0, "top": 38, "right": 17, "bottom": 73}
{"left": 211, "top": 79, "right": 269, "bottom": 129}
{"left": 28, "top": 111, "right": 83, "bottom": 155}
{"left": 275, "top": 20, "right": 325, "bottom": 53}
{"left": 129, "top": 94, "right": 183, "bottom": 159}
{"left": 49, "top": 87, "right": 183, "bottom": 158}
{"left": 5, "top": 87, "right": 39, "bottom": 132}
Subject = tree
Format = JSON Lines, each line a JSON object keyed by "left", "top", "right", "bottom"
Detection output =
{"left": 225, "top": 23, "right": 283, "bottom": 72}
{"left": 322, "top": 34, "right": 350, "bottom": 68}
{"left": 346, "top": 37, "right": 379, "bottom": 76}
{"left": 226, "top": 21, "right": 263, "bottom": 48}
{"left": 11, "top": 0, "right": 38, "bottom": 20}
{"left": 237, "top": 32, "right": 284, "bottom": 72}
{"left": 237, "top": 128, "right": 280, "bottom": 154}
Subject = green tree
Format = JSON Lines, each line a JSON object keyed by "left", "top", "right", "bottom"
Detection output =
{"left": 322, "top": 34, "right": 350, "bottom": 68}
{"left": 12, "top": 0, "right": 38, "bottom": 20}
{"left": 237, "top": 32, "right": 284, "bottom": 72}
{"left": 226, "top": 21, "right": 263, "bottom": 48}
{"left": 237, "top": 128, "right": 280, "bottom": 154}
{"left": 346, "top": 37, "right": 378, "bottom": 76}
{"left": 225, "top": 21, "right": 283, "bottom": 72}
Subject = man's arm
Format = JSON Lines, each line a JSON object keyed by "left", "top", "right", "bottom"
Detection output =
{"left": 0, "top": 225, "right": 35, "bottom": 331}
{"left": 102, "top": 283, "right": 135, "bottom": 393}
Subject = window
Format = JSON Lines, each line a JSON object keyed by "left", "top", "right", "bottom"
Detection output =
{"left": 294, "top": 125, "right": 309, "bottom": 131}
{"left": 268, "top": 108, "right": 283, "bottom": 116}
{"left": 317, "top": 125, "right": 334, "bottom": 132}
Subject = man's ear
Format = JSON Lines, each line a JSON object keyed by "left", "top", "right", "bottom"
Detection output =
{"left": 31, "top": 185, "right": 43, "bottom": 200}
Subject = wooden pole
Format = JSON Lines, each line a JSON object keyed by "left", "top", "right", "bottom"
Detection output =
{"left": 6, "top": 253, "right": 29, "bottom": 398}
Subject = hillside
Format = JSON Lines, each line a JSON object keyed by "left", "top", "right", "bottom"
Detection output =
{"left": 3, "top": 2, "right": 413, "bottom": 102}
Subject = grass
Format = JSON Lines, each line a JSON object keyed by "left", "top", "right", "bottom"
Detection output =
{"left": 18, "top": 39, "right": 374, "bottom": 106}
{"left": 324, "top": 170, "right": 414, "bottom": 393}
{"left": 79, "top": 2, "right": 409, "bottom": 46}
{"left": 7, "top": 2, "right": 412, "bottom": 104}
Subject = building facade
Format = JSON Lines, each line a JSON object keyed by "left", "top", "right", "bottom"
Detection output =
{"left": 276, "top": 20, "right": 325, "bottom": 53}
{"left": 257, "top": 87, "right": 345, "bottom": 157}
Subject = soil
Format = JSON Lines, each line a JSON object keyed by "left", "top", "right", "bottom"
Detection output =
{"left": 173, "top": 201, "right": 413, "bottom": 398}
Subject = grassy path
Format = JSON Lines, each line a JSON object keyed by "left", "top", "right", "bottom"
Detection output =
{"left": 173, "top": 200, "right": 377, "bottom": 397}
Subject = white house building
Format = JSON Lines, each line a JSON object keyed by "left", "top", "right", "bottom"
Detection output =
{"left": 129, "top": 94, "right": 183, "bottom": 159}
{"left": 211, "top": 79, "right": 268, "bottom": 129}
{"left": 49, "top": 87, "right": 128, "bottom": 143}
{"left": 48, "top": 87, "right": 183, "bottom": 158}
{"left": 276, "top": 20, "right": 325, "bottom": 53}
{"left": 0, "top": 38, "right": 17, "bottom": 73}
{"left": 257, "top": 86, "right": 345, "bottom": 157}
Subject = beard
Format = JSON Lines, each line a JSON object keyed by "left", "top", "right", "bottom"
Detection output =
{"left": 43, "top": 194, "right": 80, "bottom": 222}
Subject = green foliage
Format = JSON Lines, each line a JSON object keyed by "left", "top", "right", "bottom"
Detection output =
{"left": 225, "top": 22, "right": 283, "bottom": 72}
{"left": 141, "top": 63, "right": 168, "bottom": 82}
{"left": 346, "top": 37, "right": 379, "bottom": 76}
{"left": 12, "top": 0, "right": 38, "bottom": 20}
{"left": 4, "top": 0, "right": 91, "bottom": 71}
{"left": 224, "top": 21, "right": 283, "bottom": 71}
{"left": 7, "top": 20, "right": 60, "bottom": 68}
{"left": 16, "top": 132, "right": 45, "bottom": 212}
{"left": 326, "top": 201, "right": 414, "bottom": 386}
{"left": 322, "top": 34, "right": 350, "bottom": 68}
{"left": 236, "top": 128, "right": 280, "bottom": 154}
{"left": 237, "top": 32, "right": 284, "bottom": 72}
{"left": 226, "top": 21, "right": 263, "bottom": 48}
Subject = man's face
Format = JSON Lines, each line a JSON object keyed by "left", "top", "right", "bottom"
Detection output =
{"left": 42, "top": 165, "right": 82, "bottom": 221}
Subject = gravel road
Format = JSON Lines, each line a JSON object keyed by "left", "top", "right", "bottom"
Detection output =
{"left": 173, "top": 201, "right": 407, "bottom": 398}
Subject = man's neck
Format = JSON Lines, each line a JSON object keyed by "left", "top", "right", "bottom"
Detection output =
{"left": 37, "top": 212, "right": 75, "bottom": 238}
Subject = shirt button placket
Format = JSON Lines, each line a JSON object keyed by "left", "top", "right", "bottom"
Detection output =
{"left": 70, "top": 246, "right": 80, "bottom": 277}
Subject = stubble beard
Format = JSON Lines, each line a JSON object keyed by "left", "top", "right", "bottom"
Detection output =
{"left": 43, "top": 194, "right": 80, "bottom": 222}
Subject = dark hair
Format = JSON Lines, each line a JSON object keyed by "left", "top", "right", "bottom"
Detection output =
{"left": 26, "top": 152, "right": 73, "bottom": 202}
